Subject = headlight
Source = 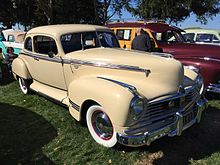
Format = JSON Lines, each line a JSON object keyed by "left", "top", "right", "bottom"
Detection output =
{"left": 184, "top": 65, "right": 200, "bottom": 73}
{"left": 126, "top": 96, "right": 145, "bottom": 126}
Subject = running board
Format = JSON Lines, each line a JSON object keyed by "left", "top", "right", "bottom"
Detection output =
{"left": 30, "top": 80, "right": 69, "bottom": 106}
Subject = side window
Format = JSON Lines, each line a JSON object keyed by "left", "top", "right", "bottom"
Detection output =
{"left": 183, "top": 33, "right": 195, "bottom": 42}
{"left": 212, "top": 35, "right": 220, "bottom": 43}
{"left": 33, "top": 35, "right": 58, "bottom": 55}
{"left": 116, "top": 29, "right": 131, "bottom": 40}
{"left": 61, "top": 33, "right": 82, "bottom": 54}
{"left": 24, "top": 37, "right": 32, "bottom": 51}
{"left": 154, "top": 31, "right": 175, "bottom": 42}
{"left": 196, "top": 34, "right": 212, "bottom": 43}
{"left": 8, "top": 35, "right": 15, "bottom": 42}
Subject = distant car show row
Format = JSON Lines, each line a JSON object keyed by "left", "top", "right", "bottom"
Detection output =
{"left": 0, "top": 21, "right": 219, "bottom": 148}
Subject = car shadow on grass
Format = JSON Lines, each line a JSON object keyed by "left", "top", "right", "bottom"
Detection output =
{"left": 118, "top": 104, "right": 220, "bottom": 165}
{"left": 0, "top": 64, "right": 15, "bottom": 85}
{"left": 0, "top": 103, "right": 57, "bottom": 165}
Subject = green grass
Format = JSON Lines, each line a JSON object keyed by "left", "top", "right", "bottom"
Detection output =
{"left": 0, "top": 78, "right": 220, "bottom": 165}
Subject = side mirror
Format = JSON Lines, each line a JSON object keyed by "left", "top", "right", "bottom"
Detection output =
{"left": 48, "top": 51, "right": 55, "bottom": 58}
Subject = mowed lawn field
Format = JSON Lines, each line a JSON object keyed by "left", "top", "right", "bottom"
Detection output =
{"left": 0, "top": 78, "right": 220, "bottom": 165}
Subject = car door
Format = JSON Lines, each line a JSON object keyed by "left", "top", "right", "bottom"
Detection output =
{"left": 26, "top": 35, "right": 66, "bottom": 90}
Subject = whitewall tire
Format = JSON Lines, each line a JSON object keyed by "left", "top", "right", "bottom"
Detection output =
{"left": 18, "top": 77, "right": 30, "bottom": 94}
{"left": 86, "top": 105, "right": 117, "bottom": 148}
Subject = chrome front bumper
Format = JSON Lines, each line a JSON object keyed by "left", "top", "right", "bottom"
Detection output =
{"left": 116, "top": 97, "right": 208, "bottom": 147}
{"left": 207, "top": 80, "right": 220, "bottom": 94}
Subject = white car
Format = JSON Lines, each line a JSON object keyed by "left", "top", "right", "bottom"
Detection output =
{"left": 183, "top": 28, "right": 220, "bottom": 45}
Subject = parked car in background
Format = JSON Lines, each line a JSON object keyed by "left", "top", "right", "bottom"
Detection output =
{"left": 0, "top": 29, "right": 25, "bottom": 57}
{"left": 183, "top": 28, "right": 220, "bottom": 45}
{"left": 12, "top": 24, "right": 207, "bottom": 148}
{"left": 107, "top": 21, "right": 220, "bottom": 95}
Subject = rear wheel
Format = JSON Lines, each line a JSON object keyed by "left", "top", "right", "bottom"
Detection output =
{"left": 86, "top": 105, "right": 117, "bottom": 148}
{"left": 18, "top": 77, "right": 30, "bottom": 94}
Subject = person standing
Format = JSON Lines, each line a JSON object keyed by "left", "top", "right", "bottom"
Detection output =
{"left": 0, "top": 48, "right": 3, "bottom": 79}
{"left": 131, "top": 28, "right": 152, "bottom": 52}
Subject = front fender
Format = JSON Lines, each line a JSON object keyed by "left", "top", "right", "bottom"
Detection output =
{"left": 178, "top": 57, "right": 220, "bottom": 86}
{"left": 12, "top": 57, "right": 31, "bottom": 79}
{"left": 68, "top": 77, "right": 134, "bottom": 127}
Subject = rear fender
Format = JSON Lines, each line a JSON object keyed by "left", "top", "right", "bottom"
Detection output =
{"left": 12, "top": 57, "right": 31, "bottom": 79}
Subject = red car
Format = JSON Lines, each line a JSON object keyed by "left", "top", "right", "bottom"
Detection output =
{"left": 108, "top": 22, "right": 220, "bottom": 95}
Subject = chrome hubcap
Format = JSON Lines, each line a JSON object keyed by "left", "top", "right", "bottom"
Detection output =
{"left": 92, "top": 110, "right": 113, "bottom": 140}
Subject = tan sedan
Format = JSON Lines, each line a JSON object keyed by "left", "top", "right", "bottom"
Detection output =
{"left": 12, "top": 24, "right": 207, "bottom": 147}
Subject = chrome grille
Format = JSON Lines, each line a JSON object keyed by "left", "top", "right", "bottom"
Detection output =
{"left": 182, "top": 105, "right": 198, "bottom": 126}
{"left": 125, "top": 86, "right": 200, "bottom": 135}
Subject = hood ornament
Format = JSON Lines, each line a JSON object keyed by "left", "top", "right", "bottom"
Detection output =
{"left": 178, "top": 85, "right": 185, "bottom": 94}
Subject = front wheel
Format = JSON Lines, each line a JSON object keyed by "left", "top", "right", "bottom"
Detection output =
{"left": 18, "top": 77, "right": 30, "bottom": 94}
{"left": 86, "top": 105, "right": 117, "bottom": 148}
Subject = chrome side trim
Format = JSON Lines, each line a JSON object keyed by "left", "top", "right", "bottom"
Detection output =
{"left": 63, "top": 59, "right": 151, "bottom": 77}
{"left": 69, "top": 99, "right": 80, "bottom": 111}
{"left": 97, "top": 77, "right": 138, "bottom": 95}
{"left": 199, "top": 57, "right": 220, "bottom": 62}
{"left": 22, "top": 51, "right": 151, "bottom": 76}
{"left": 22, "top": 51, "right": 62, "bottom": 63}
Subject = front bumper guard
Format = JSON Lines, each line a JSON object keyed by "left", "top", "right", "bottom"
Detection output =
{"left": 117, "top": 98, "right": 208, "bottom": 147}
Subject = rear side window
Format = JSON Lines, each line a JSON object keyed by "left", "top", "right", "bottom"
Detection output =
{"left": 33, "top": 36, "right": 57, "bottom": 55}
{"left": 24, "top": 37, "right": 32, "bottom": 51}
{"left": 8, "top": 35, "right": 15, "bottom": 42}
{"left": 196, "top": 34, "right": 213, "bottom": 43}
{"left": 116, "top": 29, "right": 131, "bottom": 40}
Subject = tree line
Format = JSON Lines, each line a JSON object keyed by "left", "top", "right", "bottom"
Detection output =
{"left": 0, "top": 0, "right": 219, "bottom": 30}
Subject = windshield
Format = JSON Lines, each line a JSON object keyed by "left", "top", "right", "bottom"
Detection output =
{"left": 153, "top": 30, "right": 185, "bottom": 43}
{"left": 61, "top": 31, "right": 120, "bottom": 54}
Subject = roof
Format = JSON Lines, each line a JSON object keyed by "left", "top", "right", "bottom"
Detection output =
{"left": 2, "top": 29, "right": 26, "bottom": 42}
{"left": 184, "top": 28, "right": 220, "bottom": 33}
{"left": 27, "top": 24, "right": 111, "bottom": 38}
{"left": 106, "top": 22, "right": 184, "bottom": 33}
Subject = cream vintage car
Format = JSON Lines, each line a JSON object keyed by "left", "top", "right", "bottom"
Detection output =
{"left": 12, "top": 24, "right": 207, "bottom": 148}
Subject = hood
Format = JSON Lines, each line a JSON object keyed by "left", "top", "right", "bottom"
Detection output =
{"left": 66, "top": 48, "right": 184, "bottom": 100}
{"left": 159, "top": 42, "right": 220, "bottom": 60}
